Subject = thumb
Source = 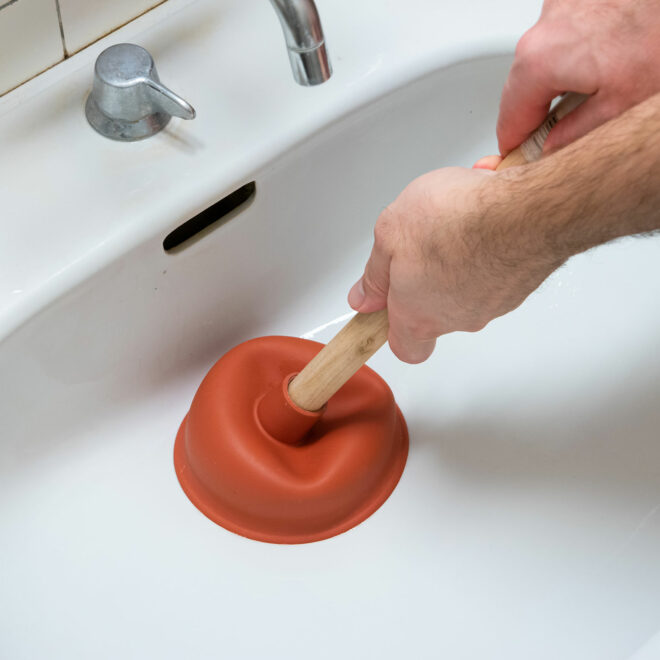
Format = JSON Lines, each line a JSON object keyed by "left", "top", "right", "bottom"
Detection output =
{"left": 544, "top": 93, "right": 614, "bottom": 153}
{"left": 348, "top": 243, "right": 391, "bottom": 313}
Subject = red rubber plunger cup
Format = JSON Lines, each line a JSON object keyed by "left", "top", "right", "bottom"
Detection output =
{"left": 174, "top": 310, "right": 408, "bottom": 544}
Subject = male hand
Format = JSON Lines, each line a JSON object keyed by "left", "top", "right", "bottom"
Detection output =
{"left": 497, "top": 0, "right": 660, "bottom": 156}
{"left": 347, "top": 168, "right": 564, "bottom": 363}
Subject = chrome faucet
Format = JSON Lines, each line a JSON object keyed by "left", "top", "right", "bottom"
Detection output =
{"left": 269, "top": 0, "right": 332, "bottom": 86}
{"left": 85, "top": 1, "right": 331, "bottom": 141}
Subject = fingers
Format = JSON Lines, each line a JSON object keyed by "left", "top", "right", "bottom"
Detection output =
{"left": 384, "top": 258, "right": 441, "bottom": 364}
{"left": 348, "top": 213, "right": 393, "bottom": 313}
{"left": 348, "top": 205, "right": 438, "bottom": 363}
{"left": 388, "top": 331, "right": 437, "bottom": 364}
{"left": 543, "top": 93, "right": 614, "bottom": 153}
{"left": 497, "top": 21, "right": 602, "bottom": 155}
{"left": 386, "top": 307, "right": 438, "bottom": 364}
{"left": 473, "top": 155, "right": 503, "bottom": 170}
{"left": 497, "top": 60, "right": 559, "bottom": 156}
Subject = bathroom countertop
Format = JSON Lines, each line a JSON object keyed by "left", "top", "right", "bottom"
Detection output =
{"left": 0, "top": 0, "right": 540, "bottom": 339}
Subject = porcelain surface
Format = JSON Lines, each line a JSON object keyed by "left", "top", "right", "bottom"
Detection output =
{"left": 1, "top": 1, "right": 659, "bottom": 658}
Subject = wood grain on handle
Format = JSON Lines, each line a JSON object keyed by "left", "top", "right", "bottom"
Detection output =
{"left": 288, "top": 93, "right": 588, "bottom": 412}
{"left": 288, "top": 310, "right": 389, "bottom": 411}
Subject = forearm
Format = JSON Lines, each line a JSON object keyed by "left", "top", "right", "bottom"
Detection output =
{"left": 492, "top": 92, "right": 660, "bottom": 262}
{"left": 349, "top": 93, "right": 660, "bottom": 363}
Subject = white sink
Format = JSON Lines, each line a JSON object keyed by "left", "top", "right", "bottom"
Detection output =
{"left": 1, "top": 1, "right": 659, "bottom": 658}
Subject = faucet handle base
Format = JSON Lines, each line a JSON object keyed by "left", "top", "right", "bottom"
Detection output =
{"left": 85, "top": 93, "right": 171, "bottom": 142}
{"left": 85, "top": 43, "right": 194, "bottom": 142}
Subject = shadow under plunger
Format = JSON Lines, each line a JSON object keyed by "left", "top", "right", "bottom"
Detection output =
{"left": 174, "top": 92, "right": 586, "bottom": 544}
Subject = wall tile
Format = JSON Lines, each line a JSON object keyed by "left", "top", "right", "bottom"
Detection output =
{"left": 0, "top": 0, "right": 64, "bottom": 96}
{"left": 58, "top": 0, "right": 163, "bottom": 54}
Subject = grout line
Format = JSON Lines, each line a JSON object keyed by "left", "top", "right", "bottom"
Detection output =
{"left": 65, "top": 0, "right": 168, "bottom": 57}
{"left": 53, "top": 0, "right": 68, "bottom": 58}
{"left": 0, "top": 0, "right": 169, "bottom": 98}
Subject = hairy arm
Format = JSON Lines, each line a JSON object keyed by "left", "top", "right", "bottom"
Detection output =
{"left": 348, "top": 92, "right": 660, "bottom": 363}
{"left": 500, "top": 92, "right": 660, "bottom": 255}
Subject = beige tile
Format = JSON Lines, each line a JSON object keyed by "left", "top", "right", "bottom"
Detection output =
{"left": 58, "top": 0, "right": 163, "bottom": 54}
{"left": 0, "top": 0, "right": 64, "bottom": 96}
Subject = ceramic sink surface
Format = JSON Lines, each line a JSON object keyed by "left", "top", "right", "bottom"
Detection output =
{"left": 2, "top": 1, "right": 660, "bottom": 658}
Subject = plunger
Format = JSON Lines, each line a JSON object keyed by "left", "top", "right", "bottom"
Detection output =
{"left": 174, "top": 93, "right": 584, "bottom": 544}
{"left": 174, "top": 309, "right": 405, "bottom": 544}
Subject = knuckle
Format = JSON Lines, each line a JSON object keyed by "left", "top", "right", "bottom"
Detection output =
{"left": 377, "top": 203, "right": 397, "bottom": 230}
{"left": 399, "top": 175, "right": 438, "bottom": 215}
{"left": 373, "top": 224, "right": 388, "bottom": 250}
{"left": 373, "top": 208, "right": 396, "bottom": 249}
{"left": 514, "top": 28, "right": 538, "bottom": 61}
{"left": 462, "top": 318, "right": 487, "bottom": 333}
{"left": 514, "top": 27, "right": 548, "bottom": 75}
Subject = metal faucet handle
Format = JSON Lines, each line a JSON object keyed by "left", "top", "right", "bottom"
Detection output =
{"left": 85, "top": 43, "right": 196, "bottom": 141}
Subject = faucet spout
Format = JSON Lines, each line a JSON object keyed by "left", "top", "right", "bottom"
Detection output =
{"left": 268, "top": 0, "right": 332, "bottom": 85}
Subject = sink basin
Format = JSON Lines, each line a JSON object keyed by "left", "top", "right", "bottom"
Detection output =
{"left": 1, "top": 1, "right": 660, "bottom": 658}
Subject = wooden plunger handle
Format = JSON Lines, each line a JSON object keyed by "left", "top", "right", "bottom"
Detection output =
{"left": 288, "top": 309, "right": 389, "bottom": 411}
{"left": 288, "top": 92, "right": 587, "bottom": 412}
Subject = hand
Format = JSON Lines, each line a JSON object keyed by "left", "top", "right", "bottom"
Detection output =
{"left": 497, "top": 0, "right": 660, "bottom": 156}
{"left": 347, "top": 168, "right": 564, "bottom": 363}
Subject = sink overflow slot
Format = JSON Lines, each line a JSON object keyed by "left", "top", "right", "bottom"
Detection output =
{"left": 163, "top": 181, "right": 256, "bottom": 252}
